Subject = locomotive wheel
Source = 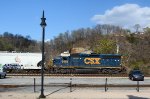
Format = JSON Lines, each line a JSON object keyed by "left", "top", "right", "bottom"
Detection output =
{"left": 6, "top": 69, "right": 12, "bottom": 73}
{"left": 111, "top": 69, "right": 120, "bottom": 74}
{"left": 60, "top": 69, "right": 67, "bottom": 74}
{"left": 101, "top": 69, "right": 109, "bottom": 74}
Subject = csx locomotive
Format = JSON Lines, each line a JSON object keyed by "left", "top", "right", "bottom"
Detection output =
{"left": 53, "top": 52, "right": 124, "bottom": 74}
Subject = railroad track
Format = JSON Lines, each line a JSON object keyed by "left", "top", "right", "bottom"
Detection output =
{"left": 7, "top": 73, "right": 128, "bottom": 77}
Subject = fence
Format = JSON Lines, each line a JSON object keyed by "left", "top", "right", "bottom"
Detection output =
{"left": 33, "top": 77, "right": 149, "bottom": 93}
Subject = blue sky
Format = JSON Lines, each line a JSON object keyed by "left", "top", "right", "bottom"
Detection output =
{"left": 0, "top": 0, "right": 150, "bottom": 41}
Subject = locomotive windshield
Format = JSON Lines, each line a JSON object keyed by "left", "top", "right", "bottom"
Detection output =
{"left": 62, "top": 57, "right": 68, "bottom": 63}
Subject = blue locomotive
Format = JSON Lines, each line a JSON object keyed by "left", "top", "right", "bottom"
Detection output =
{"left": 53, "top": 52, "right": 124, "bottom": 74}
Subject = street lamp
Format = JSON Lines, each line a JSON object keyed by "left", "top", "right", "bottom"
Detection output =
{"left": 39, "top": 10, "right": 47, "bottom": 98}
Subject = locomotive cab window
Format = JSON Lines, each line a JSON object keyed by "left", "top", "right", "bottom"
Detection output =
{"left": 62, "top": 57, "right": 68, "bottom": 63}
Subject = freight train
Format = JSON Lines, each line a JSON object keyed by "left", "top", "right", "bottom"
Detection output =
{"left": 52, "top": 52, "right": 125, "bottom": 74}
{"left": 0, "top": 51, "right": 125, "bottom": 74}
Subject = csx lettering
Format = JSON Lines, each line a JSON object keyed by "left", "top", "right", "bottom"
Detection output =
{"left": 84, "top": 58, "right": 101, "bottom": 64}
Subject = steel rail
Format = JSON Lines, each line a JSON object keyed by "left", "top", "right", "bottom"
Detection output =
{"left": 6, "top": 73, "right": 129, "bottom": 77}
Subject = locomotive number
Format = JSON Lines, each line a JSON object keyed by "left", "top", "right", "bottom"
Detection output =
{"left": 84, "top": 58, "right": 101, "bottom": 64}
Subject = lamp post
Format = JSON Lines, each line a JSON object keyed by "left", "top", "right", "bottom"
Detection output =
{"left": 39, "top": 10, "right": 47, "bottom": 98}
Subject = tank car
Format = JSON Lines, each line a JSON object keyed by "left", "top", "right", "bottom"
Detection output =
{"left": 53, "top": 52, "right": 123, "bottom": 74}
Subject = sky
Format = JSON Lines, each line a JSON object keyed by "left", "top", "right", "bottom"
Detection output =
{"left": 0, "top": 0, "right": 150, "bottom": 41}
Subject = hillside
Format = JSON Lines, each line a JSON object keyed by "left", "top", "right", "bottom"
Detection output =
{"left": 1, "top": 24, "right": 150, "bottom": 74}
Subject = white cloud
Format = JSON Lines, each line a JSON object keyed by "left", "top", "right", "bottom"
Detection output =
{"left": 91, "top": 4, "right": 150, "bottom": 30}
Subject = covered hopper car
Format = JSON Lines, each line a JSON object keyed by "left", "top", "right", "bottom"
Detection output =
{"left": 0, "top": 52, "right": 42, "bottom": 73}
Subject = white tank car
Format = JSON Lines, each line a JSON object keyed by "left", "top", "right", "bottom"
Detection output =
{"left": 0, "top": 52, "right": 42, "bottom": 70}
